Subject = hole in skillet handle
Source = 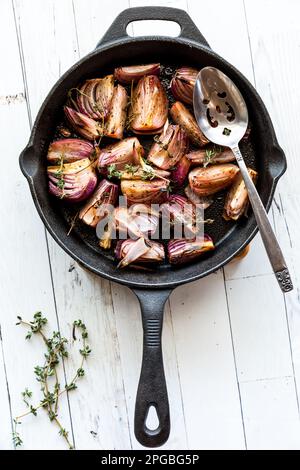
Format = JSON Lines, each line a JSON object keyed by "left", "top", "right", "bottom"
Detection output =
{"left": 96, "top": 6, "right": 210, "bottom": 48}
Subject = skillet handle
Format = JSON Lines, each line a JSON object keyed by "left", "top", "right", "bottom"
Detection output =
{"left": 97, "top": 6, "right": 210, "bottom": 48}
{"left": 133, "top": 288, "right": 172, "bottom": 448}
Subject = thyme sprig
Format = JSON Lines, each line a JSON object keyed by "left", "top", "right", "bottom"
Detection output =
{"left": 13, "top": 313, "right": 91, "bottom": 449}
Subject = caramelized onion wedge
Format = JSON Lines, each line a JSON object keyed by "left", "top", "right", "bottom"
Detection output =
{"left": 114, "top": 204, "right": 159, "bottom": 239}
{"left": 130, "top": 75, "right": 168, "bottom": 134}
{"left": 170, "top": 101, "right": 209, "bottom": 147}
{"left": 223, "top": 168, "right": 258, "bottom": 220}
{"left": 185, "top": 148, "right": 235, "bottom": 166}
{"left": 189, "top": 164, "right": 239, "bottom": 196}
{"left": 97, "top": 137, "right": 143, "bottom": 172}
{"left": 171, "top": 67, "right": 199, "bottom": 104}
{"left": 148, "top": 124, "right": 189, "bottom": 170}
{"left": 105, "top": 85, "right": 128, "bottom": 140}
{"left": 116, "top": 238, "right": 164, "bottom": 268}
{"left": 114, "top": 63, "right": 160, "bottom": 84}
{"left": 168, "top": 236, "right": 215, "bottom": 265}
{"left": 47, "top": 139, "right": 95, "bottom": 164}
{"left": 48, "top": 158, "right": 97, "bottom": 202}
{"left": 77, "top": 75, "right": 114, "bottom": 120}
{"left": 184, "top": 185, "right": 214, "bottom": 209}
{"left": 171, "top": 156, "right": 191, "bottom": 187}
{"left": 79, "top": 179, "right": 118, "bottom": 227}
{"left": 121, "top": 179, "right": 169, "bottom": 205}
{"left": 64, "top": 106, "right": 103, "bottom": 141}
{"left": 161, "top": 194, "right": 198, "bottom": 238}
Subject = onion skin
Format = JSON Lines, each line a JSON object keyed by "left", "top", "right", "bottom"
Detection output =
{"left": 97, "top": 137, "right": 143, "bottom": 172}
{"left": 168, "top": 236, "right": 215, "bottom": 265}
{"left": 130, "top": 75, "right": 168, "bottom": 134}
{"left": 223, "top": 168, "right": 258, "bottom": 221}
{"left": 64, "top": 106, "right": 103, "bottom": 141}
{"left": 47, "top": 139, "right": 95, "bottom": 164}
{"left": 121, "top": 179, "right": 169, "bottom": 205}
{"left": 184, "top": 185, "right": 213, "bottom": 209}
{"left": 48, "top": 158, "right": 97, "bottom": 202}
{"left": 114, "top": 64, "right": 160, "bottom": 84}
{"left": 105, "top": 84, "right": 128, "bottom": 140}
{"left": 79, "top": 179, "right": 118, "bottom": 227}
{"left": 170, "top": 101, "right": 209, "bottom": 147}
{"left": 171, "top": 156, "right": 191, "bottom": 187}
{"left": 161, "top": 194, "right": 198, "bottom": 238}
{"left": 77, "top": 75, "right": 114, "bottom": 120}
{"left": 189, "top": 164, "right": 239, "bottom": 196}
{"left": 114, "top": 204, "right": 159, "bottom": 239}
{"left": 170, "top": 67, "right": 198, "bottom": 105}
{"left": 185, "top": 148, "right": 235, "bottom": 166}
{"left": 116, "top": 238, "right": 165, "bottom": 268}
{"left": 148, "top": 124, "right": 189, "bottom": 170}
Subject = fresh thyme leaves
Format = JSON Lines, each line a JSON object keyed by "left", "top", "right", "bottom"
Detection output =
{"left": 141, "top": 166, "right": 155, "bottom": 181}
{"left": 13, "top": 313, "right": 91, "bottom": 450}
{"left": 55, "top": 154, "right": 65, "bottom": 198}
{"left": 204, "top": 148, "right": 216, "bottom": 167}
{"left": 107, "top": 164, "right": 123, "bottom": 179}
{"left": 124, "top": 163, "right": 139, "bottom": 175}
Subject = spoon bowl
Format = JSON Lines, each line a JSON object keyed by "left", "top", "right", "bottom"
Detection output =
{"left": 193, "top": 66, "right": 248, "bottom": 147}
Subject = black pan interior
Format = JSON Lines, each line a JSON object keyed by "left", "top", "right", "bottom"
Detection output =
{"left": 23, "top": 38, "right": 285, "bottom": 288}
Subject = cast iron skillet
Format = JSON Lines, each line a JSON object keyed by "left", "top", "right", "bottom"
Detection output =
{"left": 19, "top": 7, "right": 286, "bottom": 447}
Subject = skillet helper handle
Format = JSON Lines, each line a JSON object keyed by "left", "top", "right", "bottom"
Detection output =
{"left": 232, "top": 146, "right": 293, "bottom": 293}
{"left": 97, "top": 6, "right": 210, "bottom": 48}
{"left": 133, "top": 288, "right": 172, "bottom": 447}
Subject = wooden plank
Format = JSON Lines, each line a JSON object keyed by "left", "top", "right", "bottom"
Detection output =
{"left": 241, "top": 377, "right": 300, "bottom": 450}
{"left": 0, "top": 332, "right": 13, "bottom": 449}
{"left": 226, "top": 274, "right": 293, "bottom": 382}
{"left": 0, "top": 0, "right": 73, "bottom": 450}
{"left": 170, "top": 272, "right": 245, "bottom": 449}
{"left": 13, "top": 0, "right": 133, "bottom": 449}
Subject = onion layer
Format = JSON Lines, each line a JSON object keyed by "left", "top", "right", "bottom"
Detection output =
{"left": 189, "top": 163, "right": 239, "bottom": 196}
{"left": 129, "top": 75, "right": 168, "bottom": 134}
{"left": 171, "top": 67, "right": 198, "bottom": 104}
{"left": 47, "top": 138, "right": 95, "bottom": 164}
{"left": 105, "top": 84, "right": 128, "bottom": 140}
{"left": 79, "top": 179, "right": 118, "bottom": 227}
{"left": 114, "top": 64, "right": 160, "bottom": 84}
{"left": 170, "top": 101, "right": 209, "bottom": 147}
{"left": 97, "top": 137, "right": 143, "bottom": 172}
{"left": 223, "top": 168, "right": 258, "bottom": 220}
{"left": 48, "top": 158, "right": 97, "bottom": 202}
{"left": 121, "top": 179, "right": 169, "bottom": 205}
{"left": 168, "top": 236, "right": 215, "bottom": 265}
{"left": 64, "top": 106, "right": 103, "bottom": 141}
{"left": 116, "top": 238, "right": 164, "bottom": 267}
{"left": 148, "top": 124, "right": 189, "bottom": 170}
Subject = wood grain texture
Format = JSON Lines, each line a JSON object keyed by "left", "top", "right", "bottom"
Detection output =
{"left": 1, "top": 0, "right": 300, "bottom": 450}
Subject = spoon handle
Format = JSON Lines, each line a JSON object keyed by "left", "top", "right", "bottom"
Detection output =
{"left": 232, "top": 146, "right": 293, "bottom": 293}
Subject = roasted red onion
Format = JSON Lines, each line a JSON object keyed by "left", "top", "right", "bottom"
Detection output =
{"left": 148, "top": 124, "right": 189, "bottom": 170}
{"left": 64, "top": 106, "right": 103, "bottom": 141}
{"left": 114, "top": 63, "right": 160, "bottom": 84}
{"left": 114, "top": 204, "right": 159, "bottom": 239}
{"left": 168, "top": 236, "right": 215, "bottom": 265}
{"left": 170, "top": 156, "right": 191, "bottom": 187}
{"left": 105, "top": 84, "right": 128, "bottom": 139}
{"left": 121, "top": 179, "right": 169, "bottom": 205}
{"left": 48, "top": 158, "right": 97, "bottom": 202}
{"left": 47, "top": 138, "right": 95, "bottom": 164}
{"left": 76, "top": 75, "right": 114, "bottom": 120}
{"left": 97, "top": 137, "right": 143, "bottom": 172}
{"left": 79, "top": 179, "right": 118, "bottom": 227}
{"left": 185, "top": 147, "right": 235, "bottom": 166}
{"left": 170, "top": 101, "right": 209, "bottom": 147}
{"left": 161, "top": 194, "right": 200, "bottom": 238}
{"left": 223, "top": 168, "right": 258, "bottom": 220}
{"left": 171, "top": 67, "right": 198, "bottom": 104}
{"left": 129, "top": 75, "right": 168, "bottom": 134}
{"left": 189, "top": 163, "right": 239, "bottom": 196}
{"left": 184, "top": 185, "right": 213, "bottom": 209}
{"left": 116, "top": 238, "right": 165, "bottom": 268}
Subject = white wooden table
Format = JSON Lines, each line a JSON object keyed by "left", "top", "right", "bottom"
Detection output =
{"left": 1, "top": 0, "right": 300, "bottom": 450}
